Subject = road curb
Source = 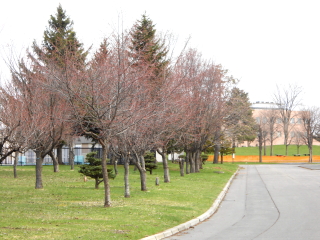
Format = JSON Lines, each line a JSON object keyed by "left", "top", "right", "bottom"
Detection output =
{"left": 140, "top": 168, "right": 240, "bottom": 240}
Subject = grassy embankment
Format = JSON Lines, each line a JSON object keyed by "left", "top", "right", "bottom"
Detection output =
{"left": 214, "top": 145, "right": 320, "bottom": 163}
{"left": 208, "top": 145, "right": 320, "bottom": 163}
{"left": 234, "top": 145, "right": 320, "bottom": 156}
{"left": 0, "top": 162, "right": 238, "bottom": 240}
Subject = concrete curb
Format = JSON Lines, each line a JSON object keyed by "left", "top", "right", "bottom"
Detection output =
{"left": 140, "top": 168, "right": 240, "bottom": 240}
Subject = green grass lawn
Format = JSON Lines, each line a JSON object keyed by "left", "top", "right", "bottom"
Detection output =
{"left": 0, "top": 162, "right": 238, "bottom": 240}
{"left": 234, "top": 145, "right": 320, "bottom": 156}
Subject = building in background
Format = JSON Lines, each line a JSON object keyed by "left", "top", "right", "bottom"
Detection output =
{"left": 241, "top": 101, "right": 320, "bottom": 147}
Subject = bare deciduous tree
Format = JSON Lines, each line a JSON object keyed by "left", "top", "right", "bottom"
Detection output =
{"left": 5, "top": 53, "right": 70, "bottom": 188}
{"left": 273, "top": 84, "right": 302, "bottom": 155}
{"left": 175, "top": 48, "right": 229, "bottom": 167}
{"left": 0, "top": 87, "right": 28, "bottom": 178}
{"left": 256, "top": 108, "right": 280, "bottom": 156}
{"left": 299, "top": 107, "right": 320, "bottom": 163}
{"left": 48, "top": 31, "right": 161, "bottom": 206}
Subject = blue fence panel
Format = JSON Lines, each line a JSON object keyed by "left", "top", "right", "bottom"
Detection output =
{"left": 18, "top": 156, "right": 26, "bottom": 165}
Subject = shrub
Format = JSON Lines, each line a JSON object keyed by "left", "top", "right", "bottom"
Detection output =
{"left": 78, "top": 152, "right": 116, "bottom": 189}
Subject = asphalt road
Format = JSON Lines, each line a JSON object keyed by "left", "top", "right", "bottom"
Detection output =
{"left": 165, "top": 164, "right": 320, "bottom": 240}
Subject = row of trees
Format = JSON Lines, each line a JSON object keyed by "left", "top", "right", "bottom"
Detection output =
{"left": 0, "top": 5, "right": 256, "bottom": 207}
{"left": 255, "top": 85, "right": 320, "bottom": 162}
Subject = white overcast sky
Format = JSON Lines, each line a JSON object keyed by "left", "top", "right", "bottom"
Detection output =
{"left": 1, "top": 0, "right": 319, "bottom": 107}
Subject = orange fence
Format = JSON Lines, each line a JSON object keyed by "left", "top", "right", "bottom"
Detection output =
{"left": 207, "top": 155, "right": 320, "bottom": 163}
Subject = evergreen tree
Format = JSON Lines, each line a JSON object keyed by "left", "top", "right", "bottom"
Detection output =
{"left": 144, "top": 151, "right": 157, "bottom": 174}
{"left": 92, "top": 38, "right": 109, "bottom": 65}
{"left": 31, "top": 5, "right": 88, "bottom": 166}
{"left": 225, "top": 87, "right": 257, "bottom": 145}
{"left": 201, "top": 153, "right": 209, "bottom": 164}
{"left": 35, "top": 4, "right": 87, "bottom": 66}
{"left": 79, "top": 152, "right": 116, "bottom": 189}
{"left": 130, "top": 14, "right": 169, "bottom": 85}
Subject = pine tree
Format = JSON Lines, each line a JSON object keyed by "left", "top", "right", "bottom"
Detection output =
{"left": 92, "top": 38, "right": 108, "bottom": 65}
{"left": 78, "top": 152, "right": 116, "bottom": 189}
{"left": 144, "top": 151, "right": 157, "bottom": 174}
{"left": 201, "top": 153, "right": 209, "bottom": 164}
{"left": 130, "top": 14, "right": 169, "bottom": 85}
{"left": 35, "top": 4, "right": 87, "bottom": 66}
{"left": 226, "top": 87, "right": 257, "bottom": 145}
{"left": 33, "top": 5, "right": 88, "bottom": 165}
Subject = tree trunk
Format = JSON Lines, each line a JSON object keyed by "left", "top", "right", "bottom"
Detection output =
{"left": 197, "top": 149, "right": 202, "bottom": 170}
{"left": 35, "top": 151, "right": 44, "bottom": 189}
{"left": 199, "top": 150, "right": 203, "bottom": 169}
{"left": 132, "top": 152, "right": 147, "bottom": 191}
{"left": 189, "top": 152, "right": 195, "bottom": 173}
{"left": 179, "top": 160, "right": 184, "bottom": 177}
{"left": 163, "top": 156, "right": 170, "bottom": 182}
{"left": 270, "top": 142, "right": 274, "bottom": 156}
{"left": 57, "top": 143, "right": 64, "bottom": 165}
{"left": 199, "top": 162, "right": 203, "bottom": 169}
{"left": 139, "top": 166, "right": 147, "bottom": 191}
{"left": 213, "top": 145, "right": 220, "bottom": 164}
{"left": 13, "top": 152, "right": 18, "bottom": 178}
{"left": 110, "top": 154, "right": 118, "bottom": 175}
{"left": 308, "top": 140, "right": 313, "bottom": 163}
{"left": 68, "top": 144, "right": 75, "bottom": 170}
{"left": 194, "top": 150, "right": 200, "bottom": 173}
{"left": 185, "top": 152, "right": 190, "bottom": 174}
{"left": 259, "top": 143, "right": 262, "bottom": 163}
{"left": 124, "top": 154, "right": 130, "bottom": 198}
{"left": 49, "top": 150, "right": 59, "bottom": 172}
{"left": 100, "top": 142, "right": 111, "bottom": 207}
{"left": 258, "top": 129, "right": 263, "bottom": 162}
{"left": 309, "top": 148, "right": 313, "bottom": 163}
{"left": 138, "top": 154, "right": 147, "bottom": 190}
{"left": 95, "top": 178, "right": 100, "bottom": 189}
{"left": 140, "top": 155, "right": 146, "bottom": 172}
{"left": 158, "top": 147, "right": 170, "bottom": 183}
{"left": 113, "top": 158, "right": 118, "bottom": 176}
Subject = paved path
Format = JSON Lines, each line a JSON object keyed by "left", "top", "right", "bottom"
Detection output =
{"left": 165, "top": 164, "right": 320, "bottom": 240}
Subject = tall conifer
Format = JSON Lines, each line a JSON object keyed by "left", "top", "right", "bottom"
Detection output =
{"left": 34, "top": 4, "right": 87, "bottom": 66}
{"left": 130, "top": 14, "right": 169, "bottom": 84}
